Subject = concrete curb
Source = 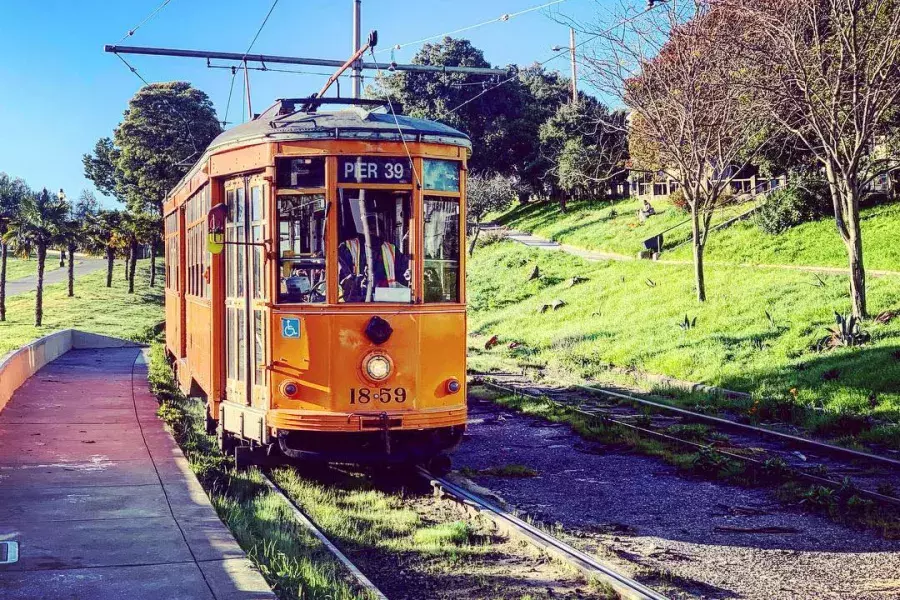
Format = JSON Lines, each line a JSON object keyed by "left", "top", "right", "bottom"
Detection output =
{"left": 0, "top": 330, "right": 142, "bottom": 414}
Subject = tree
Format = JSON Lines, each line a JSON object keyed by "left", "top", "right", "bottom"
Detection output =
{"left": 0, "top": 173, "right": 29, "bottom": 322}
{"left": 85, "top": 210, "right": 126, "bottom": 288}
{"left": 3, "top": 189, "right": 69, "bottom": 326}
{"left": 730, "top": 0, "right": 900, "bottom": 318}
{"left": 466, "top": 173, "right": 516, "bottom": 255}
{"left": 539, "top": 100, "right": 629, "bottom": 209}
{"left": 60, "top": 191, "right": 99, "bottom": 297}
{"left": 121, "top": 211, "right": 157, "bottom": 294}
{"left": 582, "top": 3, "right": 774, "bottom": 302}
{"left": 112, "top": 82, "right": 221, "bottom": 288}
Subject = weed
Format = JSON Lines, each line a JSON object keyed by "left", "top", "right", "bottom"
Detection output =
{"left": 801, "top": 485, "right": 837, "bottom": 507}
{"left": 462, "top": 464, "right": 539, "bottom": 478}
{"left": 679, "top": 315, "right": 697, "bottom": 330}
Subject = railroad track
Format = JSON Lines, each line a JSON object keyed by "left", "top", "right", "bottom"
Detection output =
{"left": 262, "top": 466, "right": 668, "bottom": 600}
{"left": 474, "top": 374, "right": 900, "bottom": 510}
{"left": 421, "top": 468, "right": 670, "bottom": 600}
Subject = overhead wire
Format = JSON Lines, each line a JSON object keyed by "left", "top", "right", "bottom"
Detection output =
{"left": 367, "top": 48, "right": 423, "bottom": 189}
{"left": 376, "top": 0, "right": 568, "bottom": 55}
{"left": 119, "top": 0, "right": 175, "bottom": 42}
{"left": 447, "top": 4, "right": 659, "bottom": 114}
{"left": 223, "top": 0, "right": 281, "bottom": 126}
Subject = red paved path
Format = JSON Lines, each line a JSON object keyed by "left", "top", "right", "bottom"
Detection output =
{"left": 0, "top": 347, "right": 273, "bottom": 600}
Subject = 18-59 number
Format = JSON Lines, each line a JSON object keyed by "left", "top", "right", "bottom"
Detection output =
{"left": 349, "top": 387, "right": 407, "bottom": 404}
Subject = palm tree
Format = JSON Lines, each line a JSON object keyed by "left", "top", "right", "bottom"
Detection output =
{"left": 122, "top": 210, "right": 156, "bottom": 294}
{"left": 0, "top": 173, "right": 29, "bottom": 322}
{"left": 3, "top": 189, "right": 69, "bottom": 326}
{"left": 84, "top": 210, "right": 125, "bottom": 288}
{"left": 61, "top": 191, "right": 99, "bottom": 297}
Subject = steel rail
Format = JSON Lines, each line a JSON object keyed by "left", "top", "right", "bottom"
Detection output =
{"left": 570, "top": 383, "right": 900, "bottom": 470}
{"left": 420, "top": 467, "right": 670, "bottom": 600}
{"left": 260, "top": 473, "right": 389, "bottom": 600}
{"left": 478, "top": 379, "right": 900, "bottom": 509}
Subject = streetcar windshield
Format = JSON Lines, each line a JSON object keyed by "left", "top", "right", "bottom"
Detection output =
{"left": 337, "top": 189, "right": 413, "bottom": 303}
{"left": 278, "top": 193, "right": 327, "bottom": 303}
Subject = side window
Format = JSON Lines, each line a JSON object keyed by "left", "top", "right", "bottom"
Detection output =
{"left": 278, "top": 194, "right": 326, "bottom": 303}
{"left": 423, "top": 196, "right": 460, "bottom": 303}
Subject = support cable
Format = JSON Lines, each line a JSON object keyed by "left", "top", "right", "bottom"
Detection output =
{"left": 447, "top": 4, "right": 658, "bottom": 114}
{"left": 224, "top": 0, "right": 280, "bottom": 126}
{"left": 119, "top": 0, "right": 175, "bottom": 42}
{"left": 376, "top": 0, "right": 568, "bottom": 55}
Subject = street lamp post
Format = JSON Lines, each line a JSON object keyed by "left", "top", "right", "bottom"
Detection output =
{"left": 551, "top": 27, "right": 577, "bottom": 104}
{"left": 57, "top": 189, "right": 67, "bottom": 268}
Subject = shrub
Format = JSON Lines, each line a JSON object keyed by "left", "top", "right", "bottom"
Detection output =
{"left": 668, "top": 188, "right": 689, "bottom": 212}
{"left": 755, "top": 179, "right": 831, "bottom": 234}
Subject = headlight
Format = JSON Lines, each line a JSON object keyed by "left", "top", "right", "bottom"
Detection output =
{"left": 364, "top": 353, "right": 392, "bottom": 382}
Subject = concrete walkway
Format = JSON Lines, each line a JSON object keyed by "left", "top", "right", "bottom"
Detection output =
{"left": 0, "top": 347, "right": 274, "bottom": 600}
{"left": 5, "top": 258, "right": 107, "bottom": 297}
{"left": 500, "top": 227, "right": 900, "bottom": 278}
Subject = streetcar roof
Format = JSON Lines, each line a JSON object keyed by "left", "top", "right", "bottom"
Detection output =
{"left": 208, "top": 99, "right": 472, "bottom": 152}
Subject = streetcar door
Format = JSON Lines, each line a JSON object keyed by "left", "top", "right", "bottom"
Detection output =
{"left": 223, "top": 175, "right": 271, "bottom": 412}
{"left": 247, "top": 174, "right": 271, "bottom": 410}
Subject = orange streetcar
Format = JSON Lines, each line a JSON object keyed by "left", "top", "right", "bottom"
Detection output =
{"left": 164, "top": 97, "right": 469, "bottom": 470}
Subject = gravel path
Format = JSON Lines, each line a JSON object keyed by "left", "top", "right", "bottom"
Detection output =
{"left": 454, "top": 396, "right": 900, "bottom": 600}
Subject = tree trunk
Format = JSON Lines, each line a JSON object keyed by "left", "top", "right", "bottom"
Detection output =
{"left": 67, "top": 244, "right": 75, "bottom": 297}
{"left": 557, "top": 194, "right": 568, "bottom": 213}
{"left": 690, "top": 207, "right": 707, "bottom": 303}
{"left": 124, "top": 254, "right": 129, "bottom": 281}
{"left": 150, "top": 238, "right": 157, "bottom": 288}
{"left": 519, "top": 191, "right": 531, "bottom": 205}
{"left": 845, "top": 214, "right": 867, "bottom": 319}
{"left": 36, "top": 245, "right": 46, "bottom": 327}
{"left": 106, "top": 247, "right": 114, "bottom": 287}
{"left": 468, "top": 222, "right": 482, "bottom": 256}
{"left": 128, "top": 241, "right": 138, "bottom": 294}
{"left": 0, "top": 242, "right": 7, "bottom": 322}
{"left": 59, "top": 249, "right": 65, "bottom": 268}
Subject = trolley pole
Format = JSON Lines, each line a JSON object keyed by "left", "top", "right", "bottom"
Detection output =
{"left": 352, "top": 0, "right": 362, "bottom": 98}
{"left": 243, "top": 59, "right": 253, "bottom": 119}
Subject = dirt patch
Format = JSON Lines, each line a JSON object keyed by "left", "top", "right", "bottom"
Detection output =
{"left": 453, "top": 396, "right": 900, "bottom": 600}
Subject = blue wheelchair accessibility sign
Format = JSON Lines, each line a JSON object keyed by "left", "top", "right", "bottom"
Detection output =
{"left": 281, "top": 317, "right": 301, "bottom": 339}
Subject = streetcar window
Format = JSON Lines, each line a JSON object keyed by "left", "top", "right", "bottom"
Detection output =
{"left": 423, "top": 159, "right": 460, "bottom": 193}
{"left": 423, "top": 196, "right": 460, "bottom": 303}
{"left": 278, "top": 194, "right": 326, "bottom": 303}
{"left": 338, "top": 189, "right": 413, "bottom": 304}
{"left": 276, "top": 157, "right": 325, "bottom": 189}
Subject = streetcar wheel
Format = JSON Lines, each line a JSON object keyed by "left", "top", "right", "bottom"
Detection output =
{"left": 427, "top": 454, "right": 452, "bottom": 476}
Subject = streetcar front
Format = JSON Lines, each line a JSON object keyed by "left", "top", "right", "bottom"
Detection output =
{"left": 265, "top": 141, "right": 469, "bottom": 465}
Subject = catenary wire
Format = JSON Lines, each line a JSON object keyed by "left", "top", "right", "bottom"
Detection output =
{"left": 376, "top": 0, "right": 568, "bottom": 54}
{"left": 224, "top": 0, "right": 281, "bottom": 126}
{"left": 119, "top": 0, "right": 175, "bottom": 42}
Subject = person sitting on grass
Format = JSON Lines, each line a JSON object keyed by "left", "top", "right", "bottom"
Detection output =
{"left": 638, "top": 199, "right": 656, "bottom": 222}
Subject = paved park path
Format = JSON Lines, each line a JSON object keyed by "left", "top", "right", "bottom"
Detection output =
{"left": 5, "top": 258, "right": 107, "bottom": 298}
{"left": 0, "top": 346, "right": 274, "bottom": 600}
{"left": 499, "top": 228, "right": 900, "bottom": 278}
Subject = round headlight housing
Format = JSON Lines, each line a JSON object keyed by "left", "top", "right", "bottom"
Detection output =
{"left": 363, "top": 353, "right": 393, "bottom": 382}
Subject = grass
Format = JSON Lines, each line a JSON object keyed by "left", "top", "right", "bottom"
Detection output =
{"left": 467, "top": 241, "right": 900, "bottom": 449}
{"left": 666, "top": 201, "right": 900, "bottom": 271}
{"left": 148, "top": 342, "right": 371, "bottom": 600}
{"left": 493, "top": 196, "right": 752, "bottom": 257}
{"left": 459, "top": 464, "right": 539, "bottom": 478}
{"left": 3, "top": 255, "right": 62, "bottom": 281}
{"left": 0, "top": 260, "right": 160, "bottom": 357}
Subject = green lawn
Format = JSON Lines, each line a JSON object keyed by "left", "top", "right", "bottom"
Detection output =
{"left": 467, "top": 241, "right": 900, "bottom": 447}
{"left": 494, "top": 197, "right": 753, "bottom": 257}
{"left": 3, "top": 256, "right": 62, "bottom": 281}
{"left": 666, "top": 202, "right": 900, "bottom": 272}
{"left": 0, "top": 260, "right": 163, "bottom": 357}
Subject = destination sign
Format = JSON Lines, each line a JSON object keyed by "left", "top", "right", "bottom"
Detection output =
{"left": 338, "top": 156, "right": 413, "bottom": 185}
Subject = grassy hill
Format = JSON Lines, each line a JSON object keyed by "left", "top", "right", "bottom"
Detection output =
{"left": 3, "top": 256, "right": 62, "bottom": 281}
{"left": 467, "top": 241, "right": 900, "bottom": 448}
{"left": 496, "top": 197, "right": 900, "bottom": 271}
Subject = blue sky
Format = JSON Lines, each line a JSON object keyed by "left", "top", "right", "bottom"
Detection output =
{"left": 0, "top": 0, "right": 617, "bottom": 206}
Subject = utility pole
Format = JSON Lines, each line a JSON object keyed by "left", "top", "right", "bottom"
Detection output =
{"left": 569, "top": 27, "right": 577, "bottom": 104}
{"left": 552, "top": 27, "right": 578, "bottom": 104}
{"left": 352, "top": 0, "right": 362, "bottom": 98}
